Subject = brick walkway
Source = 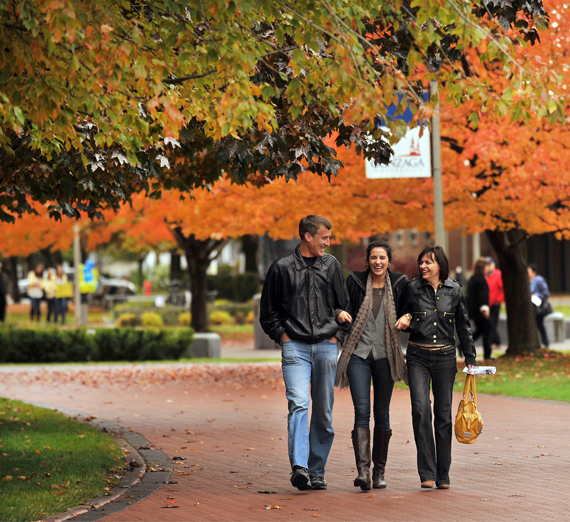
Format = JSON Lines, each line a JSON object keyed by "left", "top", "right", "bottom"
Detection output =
{"left": 2, "top": 363, "right": 570, "bottom": 522}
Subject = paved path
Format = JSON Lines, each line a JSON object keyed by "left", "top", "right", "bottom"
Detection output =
{"left": 2, "top": 362, "right": 570, "bottom": 522}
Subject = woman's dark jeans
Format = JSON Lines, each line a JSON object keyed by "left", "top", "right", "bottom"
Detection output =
{"left": 30, "top": 297, "right": 42, "bottom": 321}
{"left": 472, "top": 317, "right": 492, "bottom": 359}
{"left": 535, "top": 313, "right": 549, "bottom": 348}
{"left": 347, "top": 354, "right": 394, "bottom": 430}
{"left": 54, "top": 297, "right": 67, "bottom": 325}
{"left": 406, "top": 345, "right": 457, "bottom": 487}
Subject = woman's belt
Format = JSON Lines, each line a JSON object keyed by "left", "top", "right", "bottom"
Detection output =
{"left": 408, "top": 343, "right": 455, "bottom": 352}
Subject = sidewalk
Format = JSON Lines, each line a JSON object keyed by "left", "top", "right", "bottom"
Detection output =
{"left": 1, "top": 357, "right": 570, "bottom": 522}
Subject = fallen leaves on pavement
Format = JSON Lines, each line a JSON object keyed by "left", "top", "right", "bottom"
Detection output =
{"left": 0, "top": 364, "right": 285, "bottom": 390}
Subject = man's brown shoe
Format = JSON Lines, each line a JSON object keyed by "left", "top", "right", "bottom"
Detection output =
{"left": 437, "top": 484, "right": 450, "bottom": 489}
{"left": 421, "top": 481, "right": 434, "bottom": 488}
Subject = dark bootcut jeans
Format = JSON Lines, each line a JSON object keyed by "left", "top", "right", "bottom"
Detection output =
{"left": 406, "top": 345, "right": 457, "bottom": 487}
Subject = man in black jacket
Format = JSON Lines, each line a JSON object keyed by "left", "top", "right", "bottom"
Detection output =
{"left": 260, "top": 215, "right": 350, "bottom": 491}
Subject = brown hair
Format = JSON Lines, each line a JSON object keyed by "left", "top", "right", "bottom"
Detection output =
{"left": 298, "top": 215, "right": 332, "bottom": 239}
{"left": 365, "top": 240, "right": 393, "bottom": 268}
{"left": 472, "top": 257, "right": 488, "bottom": 277}
{"left": 417, "top": 246, "right": 449, "bottom": 282}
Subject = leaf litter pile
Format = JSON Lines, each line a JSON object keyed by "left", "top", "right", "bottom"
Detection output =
{"left": 0, "top": 364, "right": 285, "bottom": 390}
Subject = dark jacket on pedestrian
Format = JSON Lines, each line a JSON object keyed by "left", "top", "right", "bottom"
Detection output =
{"left": 346, "top": 269, "right": 409, "bottom": 320}
{"left": 407, "top": 277, "right": 476, "bottom": 366}
{"left": 260, "top": 246, "right": 350, "bottom": 345}
{"left": 467, "top": 274, "right": 490, "bottom": 322}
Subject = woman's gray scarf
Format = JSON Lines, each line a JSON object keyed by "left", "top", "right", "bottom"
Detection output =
{"left": 335, "top": 272, "right": 409, "bottom": 389}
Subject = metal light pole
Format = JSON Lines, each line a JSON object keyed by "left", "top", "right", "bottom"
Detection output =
{"left": 430, "top": 81, "right": 446, "bottom": 250}
{"left": 73, "top": 223, "right": 82, "bottom": 325}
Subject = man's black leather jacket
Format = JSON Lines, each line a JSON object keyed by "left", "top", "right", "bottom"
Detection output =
{"left": 407, "top": 277, "right": 476, "bottom": 366}
{"left": 260, "top": 246, "right": 350, "bottom": 345}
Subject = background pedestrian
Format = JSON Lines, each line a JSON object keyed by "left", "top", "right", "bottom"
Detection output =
{"left": 27, "top": 264, "right": 44, "bottom": 322}
{"left": 467, "top": 257, "right": 492, "bottom": 360}
{"left": 485, "top": 257, "right": 504, "bottom": 349}
{"left": 528, "top": 264, "right": 551, "bottom": 348}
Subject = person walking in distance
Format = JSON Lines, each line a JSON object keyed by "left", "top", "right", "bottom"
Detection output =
{"left": 485, "top": 257, "right": 504, "bottom": 349}
{"left": 260, "top": 215, "right": 350, "bottom": 491}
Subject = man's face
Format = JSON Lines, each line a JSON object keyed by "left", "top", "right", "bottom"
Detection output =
{"left": 485, "top": 262, "right": 494, "bottom": 275}
{"left": 305, "top": 224, "right": 331, "bottom": 257}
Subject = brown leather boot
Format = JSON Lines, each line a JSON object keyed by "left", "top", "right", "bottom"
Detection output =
{"left": 351, "top": 428, "right": 371, "bottom": 491}
{"left": 372, "top": 429, "right": 392, "bottom": 489}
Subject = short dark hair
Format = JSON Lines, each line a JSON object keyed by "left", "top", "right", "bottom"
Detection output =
{"left": 299, "top": 215, "right": 332, "bottom": 239}
{"left": 528, "top": 263, "right": 538, "bottom": 274}
{"left": 417, "top": 246, "right": 449, "bottom": 282}
{"left": 473, "top": 257, "right": 488, "bottom": 276}
{"left": 365, "top": 240, "right": 393, "bottom": 268}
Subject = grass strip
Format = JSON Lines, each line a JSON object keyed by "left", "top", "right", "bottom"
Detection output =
{"left": 397, "top": 350, "right": 570, "bottom": 403}
{"left": 0, "top": 398, "right": 124, "bottom": 522}
{"left": 455, "top": 350, "right": 570, "bottom": 402}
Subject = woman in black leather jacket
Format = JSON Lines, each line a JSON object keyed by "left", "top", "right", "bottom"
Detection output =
{"left": 406, "top": 246, "right": 475, "bottom": 490}
{"left": 335, "top": 240, "right": 411, "bottom": 490}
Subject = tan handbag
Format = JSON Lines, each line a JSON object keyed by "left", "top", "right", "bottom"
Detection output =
{"left": 454, "top": 374, "right": 483, "bottom": 444}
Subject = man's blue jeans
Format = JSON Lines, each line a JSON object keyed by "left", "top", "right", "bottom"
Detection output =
{"left": 406, "top": 345, "right": 457, "bottom": 487}
{"left": 281, "top": 339, "right": 338, "bottom": 478}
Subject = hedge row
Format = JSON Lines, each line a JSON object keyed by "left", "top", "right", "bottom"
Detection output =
{"left": 0, "top": 327, "right": 194, "bottom": 363}
{"left": 207, "top": 272, "right": 260, "bottom": 302}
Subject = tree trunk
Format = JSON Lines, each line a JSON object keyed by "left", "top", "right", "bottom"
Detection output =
{"left": 138, "top": 257, "right": 145, "bottom": 287}
{"left": 8, "top": 256, "right": 21, "bottom": 302}
{"left": 486, "top": 229, "right": 539, "bottom": 355}
{"left": 170, "top": 227, "right": 226, "bottom": 332}
{"left": 241, "top": 235, "right": 258, "bottom": 274}
{"left": 169, "top": 251, "right": 183, "bottom": 281}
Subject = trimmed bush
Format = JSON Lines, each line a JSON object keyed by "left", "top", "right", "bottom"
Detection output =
{"left": 0, "top": 327, "right": 194, "bottom": 363}
{"left": 208, "top": 272, "right": 260, "bottom": 302}
{"left": 116, "top": 313, "right": 142, "bottom": 327}
{"left": 209, "top": 310, "right": 233, "bottom": 325}
{"left": 245, "top": 310, "right": 254, "bottom": 324}
{"left": 141, "top": 311, "right": 164, "bottom": 327}
{"left": 178, "top": 312, "right": 192, "bottom": 326}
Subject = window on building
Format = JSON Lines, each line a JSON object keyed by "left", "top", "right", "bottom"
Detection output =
{"left": 408, "top": 229, "right": 419, "bottom": 246}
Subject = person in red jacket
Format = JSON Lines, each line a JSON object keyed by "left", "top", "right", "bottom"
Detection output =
{"left": 485, "top": 257, "right": 504, "bottom": 348}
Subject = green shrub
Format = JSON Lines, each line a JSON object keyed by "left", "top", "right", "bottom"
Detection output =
{"left": 245, "top": 310, "right": 255, "bottom": 324}
{"left": 116, "top": 313, "right": 142, "bottom": 327}
{"left": 0, "top": 327, "right": 194, "bottom": 363}
{"left": 141, "top": 311, "right": 164, "bottom": 327}
{"left": 209, "top": 310, "right": 233, "bottom": 325}
{"left": 208, "top": 272, "right": 260, "bottom": 302}
{"left": 178, "top": 312, "right": 192, "bottom": 326}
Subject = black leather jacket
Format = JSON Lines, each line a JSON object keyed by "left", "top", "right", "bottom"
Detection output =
{"left": 260, "top": 246, "right": 350, "bottom": 345}
{"left": 346, "top": 269, "right": 409, "bottom": 319}
{"left": 407, "top": 277, "right": 476, "bottom": 366}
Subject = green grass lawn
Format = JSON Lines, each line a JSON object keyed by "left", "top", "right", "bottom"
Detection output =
{"left": 4, "top": 311, "right": 106, "bottom": 326}
{"left": 395, "top": 350, "right": 570, "bottom": 403}
{"left": 0, "top": 398, "right": 124, "bottom": 522}
{"left": 456, "top": 350, "right": 570, "bottom": 402}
